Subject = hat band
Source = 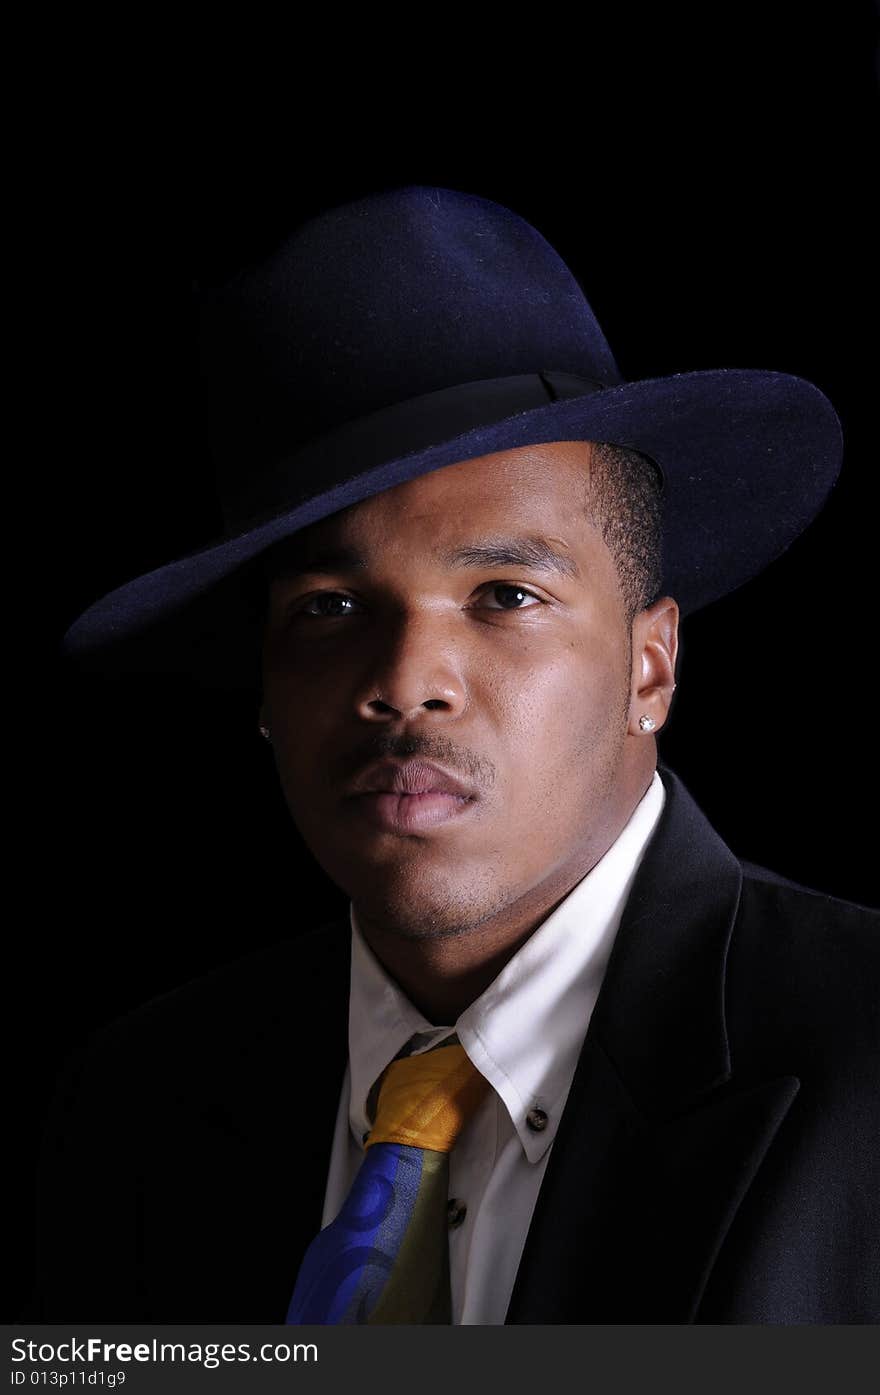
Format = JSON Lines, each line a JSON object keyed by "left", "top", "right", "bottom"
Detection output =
{"left": 221, "top": 369, "right": 606, "bottom": 533}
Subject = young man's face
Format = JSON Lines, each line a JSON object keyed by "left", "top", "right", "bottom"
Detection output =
{"left": 260, "top": 440, "right": 676, "bottom": 942}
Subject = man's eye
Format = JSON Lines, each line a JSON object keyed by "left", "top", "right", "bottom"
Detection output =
{"left": 479, "top": 583, "right": 542, "bottom": 610}
{"left": 298, "top": 592, "right": 361, "bottom": 618}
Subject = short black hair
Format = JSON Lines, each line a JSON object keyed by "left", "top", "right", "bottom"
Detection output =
{"left": 240, "top": 440, "right": 665, "bottom": 629}
{"left": 584, "top": 440, "right": 665, "bottom": 625}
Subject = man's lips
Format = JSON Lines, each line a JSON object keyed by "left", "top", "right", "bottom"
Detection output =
{"left": 346, "top": 758, "right": 477, "bottom": 799}
{"left": 345, "top": 759, "right": 478, "bottom": 833}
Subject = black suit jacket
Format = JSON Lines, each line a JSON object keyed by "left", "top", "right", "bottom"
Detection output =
{"left": 27, "top": 762, "right": 879, "bottom": 1322}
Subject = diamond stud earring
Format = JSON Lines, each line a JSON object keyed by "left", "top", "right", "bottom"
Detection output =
{"left": 258, "top": 723, "right": 272, "bottom": 742}
{"left": 638, "top": 715, "right": 657, "bottom": 732}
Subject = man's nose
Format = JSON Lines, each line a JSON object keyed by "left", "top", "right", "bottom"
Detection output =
{"left": 353, "top": 609, "right": 468, "bottom": 722}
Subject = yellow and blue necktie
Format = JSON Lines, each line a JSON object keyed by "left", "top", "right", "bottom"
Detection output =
{"left": 286, "top": 1040, "right": 489, "bottom": 1324}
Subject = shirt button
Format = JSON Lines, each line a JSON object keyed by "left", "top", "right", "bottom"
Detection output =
{"left": 526, "top": 1106, "right": 549, "bottom": 1132}
{"left": 447, "top": 1198, "right": 468, "bottom": 1229}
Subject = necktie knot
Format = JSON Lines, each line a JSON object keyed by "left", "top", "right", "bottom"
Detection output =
{"left": 366, "top": 1043, "right": 489, "bottom": 1154}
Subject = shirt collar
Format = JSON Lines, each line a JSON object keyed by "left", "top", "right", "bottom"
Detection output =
{"left": 346, "top": 769, "right": 666, "bottom": 1161}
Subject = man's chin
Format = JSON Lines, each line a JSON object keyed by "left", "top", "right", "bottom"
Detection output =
{"left": 349, "top": 875, "right": 503, "bottom": 944}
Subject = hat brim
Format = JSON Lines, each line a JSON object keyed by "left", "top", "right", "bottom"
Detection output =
{"left": 60, "top": 367, "right": 843, "bottom": 690}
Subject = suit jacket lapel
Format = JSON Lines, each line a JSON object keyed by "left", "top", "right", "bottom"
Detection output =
{"left": 506, "top": 763, "right": 800, "bottom": 1322}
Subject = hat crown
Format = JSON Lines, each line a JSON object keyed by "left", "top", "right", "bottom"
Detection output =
{"left": 198, "top": 184, "right": 623, "bottom": 485}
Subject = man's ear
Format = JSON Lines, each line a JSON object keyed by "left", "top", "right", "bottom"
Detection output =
{"left": 628, "top": 596, "right": 679, "bottom": 736}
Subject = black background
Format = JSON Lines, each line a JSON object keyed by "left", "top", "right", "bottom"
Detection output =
{"left": 10, "top": 11, "right": 879, "bottom": 1318}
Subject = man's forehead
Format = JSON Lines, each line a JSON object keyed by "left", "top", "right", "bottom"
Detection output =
{"left": 262, "top": 443, "right": 598, "bottom": 584}
{"left": 264, "top": 530, "right": 584, "bottom": 584}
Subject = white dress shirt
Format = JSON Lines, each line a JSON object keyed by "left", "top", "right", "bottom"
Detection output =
{"left": 320, "top": 768, "right": 666, "bottom": 1324}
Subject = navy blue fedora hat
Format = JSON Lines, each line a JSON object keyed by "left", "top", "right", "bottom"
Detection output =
{"left": 61, "top": 183, "right": 843, "bottom": 690}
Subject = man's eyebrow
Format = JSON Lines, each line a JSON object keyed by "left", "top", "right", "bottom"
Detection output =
{"left": 267, "top": 545, "right": 368, "bottom": 581}
{"left": 440, "top": 536, "right": 581, "bottom": 581}
{"left": 268, "top": 535, "right": 581, "bottom": 582}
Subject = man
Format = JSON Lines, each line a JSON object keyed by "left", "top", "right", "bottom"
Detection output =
{"left": 35, "top": 185, "right": 877, "bottom": 1323}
